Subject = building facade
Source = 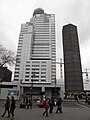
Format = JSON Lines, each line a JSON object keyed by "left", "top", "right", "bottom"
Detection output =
{"left": 62, "top": 23, "right": 83, "bottom": 94}
{"left": 14, "top": 8, "right": 59, "bottom": 99}
{"left": 0, "top": 81, "right": 20, "bottom": 100}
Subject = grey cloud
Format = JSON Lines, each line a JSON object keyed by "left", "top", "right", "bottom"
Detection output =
{"left": 64, "top": 0, "right": 90, "bottom": 44}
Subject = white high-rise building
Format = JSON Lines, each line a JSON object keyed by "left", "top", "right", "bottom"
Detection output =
{"left": 14, "top": 8, "right": 58, "bottom": 97}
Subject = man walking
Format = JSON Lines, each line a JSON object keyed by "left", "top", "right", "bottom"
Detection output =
{"left": 10, "top": 96, "right": 16, "bottom": 117}
{"left": 49, "top": 96, "right": 54, "bottom": 114}
{"left": 1, "top": 96, "right": 10, "bottom": 117}
{"left": 56, "top": 96, "right": 63, "bottom": 113}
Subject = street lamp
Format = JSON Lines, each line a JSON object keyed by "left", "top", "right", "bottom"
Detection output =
{"left": 31, "top": 72, "right": 35, "bottom": 100}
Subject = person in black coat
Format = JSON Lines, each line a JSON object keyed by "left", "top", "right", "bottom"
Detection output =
{"left": 29, "top": 98, "right": 32, "bottom": 109}
{"left": 1, "top": 96, "right": 10, "bottom": 117}
{"left": 56, "top": 96, "right": 63, "bottom": 113}
{"left": 49, "top": 97, "right": 55, "bottom": 114}
{"left": 10, "top": 96, "right": 16, "bottom": 117}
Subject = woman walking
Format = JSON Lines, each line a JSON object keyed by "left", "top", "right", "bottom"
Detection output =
{"left": 43, "top": 98, "right": 49, "bottom": 117}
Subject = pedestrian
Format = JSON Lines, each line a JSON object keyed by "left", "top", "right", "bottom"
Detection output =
{"left": 29, "top": 98, "right": 32, "bottom": 109}
{"left": 49, "top": 96, "right": 54, "bottom": 114}
{"left": 43, "top": 98, "right": 49, "bottom": 117}
{"left": 85, "top": 94, "right": 89, "bottom": 103}
{"left": 74, "top": 93, "right": 79, "bottom": 102}
{"left": 1, "top": 96, "right": 10, "bottom": 117}
{"left": 26, "top": 96, "right": 29, "bottom": 109}
{"left": 56, "top": 96, "right": 63, "bottom": 113}
{"left": 10, "top": 96, "right": 16, "bottom": 117}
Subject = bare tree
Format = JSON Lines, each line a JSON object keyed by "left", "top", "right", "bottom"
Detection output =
{"left": 0, "top": 44, "right": 16, "bottom": 67}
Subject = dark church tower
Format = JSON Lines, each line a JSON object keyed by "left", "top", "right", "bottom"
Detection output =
{"left": 62, "top": 24, "right": 83, "bottom": 93}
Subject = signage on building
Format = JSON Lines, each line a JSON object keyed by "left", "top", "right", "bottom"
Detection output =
{"left": 8, "top": 90, "right": 19, "bottom": 96}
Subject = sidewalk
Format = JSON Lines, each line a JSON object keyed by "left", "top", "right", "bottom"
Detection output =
{"left": 0, "top": 103, "right": 90, "bottom": 120}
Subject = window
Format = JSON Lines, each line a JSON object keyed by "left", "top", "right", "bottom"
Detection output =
{"left": 15, "top": 72, "right": 19, "bottom": 74}
{"left": 41, "top": 79, "right": 46, "bottom": 81}
{"left": 31, "top": 79, "right": 39, "bottom": 81}
{"left": 41, "top": 76, "right": 46, "bottom": 78}
{"left": 25, "top": 79, "right": 29, "bottom": 81}
{"left": 26, "top": 68, "right": 30, "bottom": 70}
{"left": 15, "top": 68, "right": 19, "bottom": 70}
{"left": 26, "top": 72, "right": 29, "bottom": 74}
{"left": 26, "top": 65, "right": 30, "bottom": 67}
{"left": 32, "top": 65, "right": 39, "bottom": 67}
{"left": 14, "top": 79, "right": 18, "bottom": 81}
{"left": 32, "top": 68, "right": 39, "bottom": 70}
{"left": 14, "top": 75, "right": 19, "bottom": 77}
{"left": 25, "top": 75, "right": 29, "bottom": 78}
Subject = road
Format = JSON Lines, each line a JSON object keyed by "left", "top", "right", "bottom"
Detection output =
{"left": 0, "top": 100, "right": 90, "bottom": 120}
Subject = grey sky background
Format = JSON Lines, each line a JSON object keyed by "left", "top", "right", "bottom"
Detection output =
{"left": 0, "top": 0, "right": 90, "bottom": 79}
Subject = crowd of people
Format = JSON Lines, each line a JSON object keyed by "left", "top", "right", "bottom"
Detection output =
{"left": 1, "top": 95, "right": 63, "bottom": 118}
{"left": 1, "top": 96, "right": 16, "bottom": 118}
{"left": 42, "top": 96, "right": 63, "bottom": 117}
{"left": 1, "top": 93, "right": 90, "bottom": 118}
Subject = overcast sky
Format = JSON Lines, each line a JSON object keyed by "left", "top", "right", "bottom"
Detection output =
{"left": 0, "top": 0, "right": 90, "bottom": 79}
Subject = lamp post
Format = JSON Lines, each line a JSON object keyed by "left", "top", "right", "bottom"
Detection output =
{"left": 31, "top": 72, "right": 35, "bottom": 100}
